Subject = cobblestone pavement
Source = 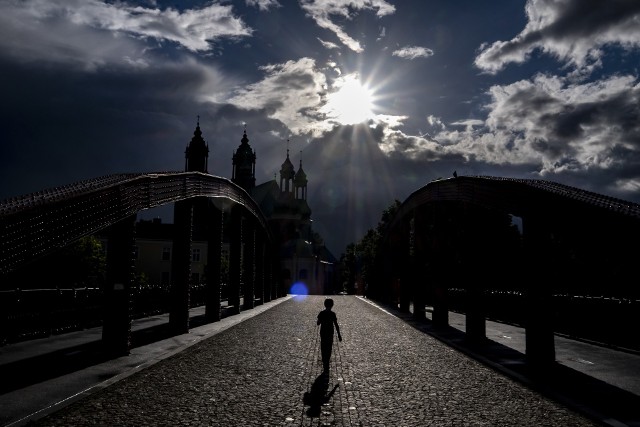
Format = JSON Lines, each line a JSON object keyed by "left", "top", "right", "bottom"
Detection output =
{"left": 29, "top": 296, "right": 600, "bottom": 426}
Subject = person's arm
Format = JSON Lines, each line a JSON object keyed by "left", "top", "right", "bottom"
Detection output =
{"left": 317, "top": 312, "right": 321, "bottom": 326}
{"left": 334, "top": 316, "right": 342, "bottom": 341}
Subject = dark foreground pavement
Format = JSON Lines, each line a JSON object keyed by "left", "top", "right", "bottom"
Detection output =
{"left": 20, "top": 296, "right": 607, "bottom": 427}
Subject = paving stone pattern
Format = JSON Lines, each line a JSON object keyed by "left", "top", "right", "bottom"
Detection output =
{"left": 30, "top": 296, "right": 599, "bottom": 426}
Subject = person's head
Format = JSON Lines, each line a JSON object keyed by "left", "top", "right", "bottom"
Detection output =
{"left": 324, "top": 298, "right": 334, "bottom": 309}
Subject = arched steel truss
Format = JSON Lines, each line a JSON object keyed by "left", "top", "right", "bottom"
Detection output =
{"left": 378, "top": 175, "right": 640, "bottom": 366}
{"left": 388, "top": 175, "right": 640, "bottom": 229}
{"left": 0, "top": 171, "right": 272, "bottom": 277}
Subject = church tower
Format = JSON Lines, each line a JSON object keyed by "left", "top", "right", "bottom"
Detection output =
{"left": 279, "top": 146, "right": 295, "bottom": 197}
{"left": 232, "top": 127, "right": 256, "bottom": 192}
{"left": 294, "top": 158, "right": 307, "bottom": 201}
{"left": 185, "top": 118, "right": 209, "bottom": 172}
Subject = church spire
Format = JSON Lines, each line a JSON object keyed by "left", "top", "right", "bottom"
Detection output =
{"left": 232, "top": 125, "right": 256, "bottom": 192}
{"left": 185, "top": 116, "right": 209, "bottom": 172}
{"left": 294, "top": 152, "right": 308, "bottom": 200}
{"left": 279, "top": 140, "right": 296, "bottom": 196}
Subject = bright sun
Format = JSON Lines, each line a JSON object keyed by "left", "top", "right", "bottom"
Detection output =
{"left": 323, "top": 74, "right": 375, "bottom": 125}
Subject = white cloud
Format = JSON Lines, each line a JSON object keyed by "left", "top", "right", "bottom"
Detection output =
{"left": 0, "top": 0, "right": 252, "bottom": 68}
{"left": 425, "top": 73, "right": 640, "bottom": 176}
{"left": 228, "top": 57, "right": 406, "bottom": 137}
{"left": 229, "top": 57, "right": 332, "bottom": 136}
{"left": 427, "top": 115, "right": 445, "bottom": 131}
{"left": 317, "top": 37, "right": 340, "bottom": 50}
{"left": 475, "top": 0, "right": 640, "bottom": 73}
{"left": 450, "top": 119, "right": 484, "bottom": 131}
{"left": 377, "top": 126, "right": 444, "bottom": 159}
{"left": 300, "top": 0, "right": 395, "bottom": 52}
{"left": 246, "top": 0, "right": 281, "bottom": 11}
{"left": 392, "top": 46, "right": 434, "bottom": 60}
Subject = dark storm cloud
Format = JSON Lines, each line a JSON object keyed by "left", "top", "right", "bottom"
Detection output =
{"left": 484, "top": 74, "right": 640, "bottom": 170}
{"left": 0, "top": 55, "right": 238, "bottom": 196}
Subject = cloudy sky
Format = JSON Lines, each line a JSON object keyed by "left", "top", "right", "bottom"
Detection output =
{"left": 1, "top": 0, "right": 639, "bottom": 256}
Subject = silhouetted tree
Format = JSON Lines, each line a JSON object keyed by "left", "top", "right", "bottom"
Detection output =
{"left": 11, "top": 235, "right": 107, "bottom": 290}
{"left": 339, "top": 200, "right": 402, "bottom": 294}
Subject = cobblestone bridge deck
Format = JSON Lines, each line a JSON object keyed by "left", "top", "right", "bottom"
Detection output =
{"left": 22, "top": 295, "right": 608, "bottom": 427}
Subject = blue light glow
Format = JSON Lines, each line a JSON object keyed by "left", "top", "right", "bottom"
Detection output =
{"left": 290, "top": 282, "right": 308, "bottom": 299}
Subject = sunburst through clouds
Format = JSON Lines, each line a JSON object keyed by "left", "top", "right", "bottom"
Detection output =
{"left": 321, "top": 74, "right": 376, "bottom": 125}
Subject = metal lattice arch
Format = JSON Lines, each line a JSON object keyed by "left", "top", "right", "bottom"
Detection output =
{"left": 375, "top": 175, "right": 640, "bottom": 366}
{"left": 0, "top": 171, "right": 271, "bottom": 275}
{"left": 0, "top": 171, "right": 279, "bottom": 355}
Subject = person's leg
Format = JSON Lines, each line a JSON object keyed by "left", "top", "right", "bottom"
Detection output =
{"left": 320, "top": 338, "right": 332, "bottom": 372}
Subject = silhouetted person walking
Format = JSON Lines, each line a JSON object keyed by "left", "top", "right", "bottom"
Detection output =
{"left": 317, "top": 298, "right": 342, "bottom": 373}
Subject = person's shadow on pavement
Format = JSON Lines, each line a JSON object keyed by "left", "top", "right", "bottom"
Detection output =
{"left": 303, "top": 374, "right": 339, "bottom": 417}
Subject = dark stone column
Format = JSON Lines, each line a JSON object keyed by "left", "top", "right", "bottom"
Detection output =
{"left": 102, "top": 214, "right": 136, "bottom": 356}
{"left": 412, "top": 211, "right": 426, "bottom": 321}
{"left": 263, "top": 251, "right": 273, "bottom": 302}
{"left": 430, "top": 205, "right": 449, "bottom": 328}
{"left": 431, "top": 280, "right": 449, "bottom": 327}
{"left": 264, "top": 249, "right": 276, "bottom": 301}
{"left": 398, "top": 220, "right": 412, "bottom": 313}
{"left": 228, "top": 205, "right": 242, "bottom": 314}
{"left": 255, "top": 231, "right": 265, "bottom": 306}
{"left": 374, "top": 241, "right": 393, "bottom": 305}
{"left": 243, "top": 220, "right": 256, "bottom": 310}
{"left": 273, "top": 254, "right": 282, "bottom": 299}
{"left": 465, "top": 283, "right": 486, "bottom": 343}
{"left": 463, "top": 205, "right": 486, "bottom": 344}
{"left": 522, "top": 216, "right": 556, "bottom": 367}
{"left": 205, "top": 205, "right": 223, "bottom": 322}
{"left": 169, "top": 200, "right": 193, "bottom": 335}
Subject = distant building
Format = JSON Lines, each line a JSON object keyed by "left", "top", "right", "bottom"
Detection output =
{"left": 133, "top": 121, "right": 336, "bottom": 295}
{"left": 133, "top": 217, "right": 222, "bottom": 289}
{"left": 230, "top": 128, "right": 337, "bottom": 295}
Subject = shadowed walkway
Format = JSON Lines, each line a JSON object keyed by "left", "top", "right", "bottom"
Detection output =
{"left": 20, "top": 296, "right": 611, "bottom": 426}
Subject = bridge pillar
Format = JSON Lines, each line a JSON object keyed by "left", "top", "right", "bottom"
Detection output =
{"left": 463, "top": 205, "right": 487, "bottom": 344}
{"left": 102, "top": 214, "right": 136, "bottom": 356}
{"left": 376, "top": 240, "right": 394, "bottom": 305}
{"left": 465, "top": 282, "right": 486, "bottom": 343}
{"left": 243, "top": 220, "right": 256, "bottom": 310}
{"left": 431, "top": 280, "right": 449, "bottom": 327}
{"left": 269, "top": 251, "right": 278, "bottom": 300}
{"left": 169, "top": 200, "right": 193, "bottom": 335}
{"left": 228, "top": 205, "right": 242, "bottom": 314}
{"left": 274, "top": 256, "right": 284, "bottom": 298}
{"left": 263, "top": 250, "right": 272, "bottom": 303}
{"left": 255, "top": 231, "right": 265, "bottom": 306}
{"left": 412, "top": 211, "right": 427, "bottom": 321}
{"left": 522, "top": 217, "right": 556, "bottom": 367}
{"left": 398, "top": 219, "right": 412, "bottom": 313}
{"left": 205, "top": 204, "right": 223, "bottom": 322}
